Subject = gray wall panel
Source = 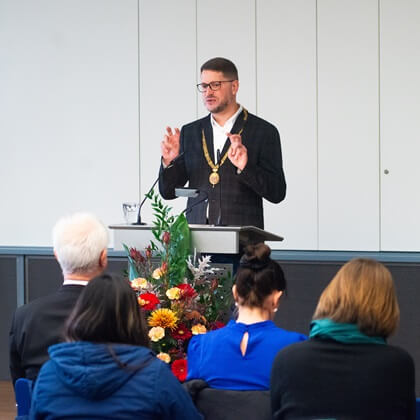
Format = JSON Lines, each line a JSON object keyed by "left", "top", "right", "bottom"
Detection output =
{"left": 0, "top": 257, "right": 17, "bottom": 380}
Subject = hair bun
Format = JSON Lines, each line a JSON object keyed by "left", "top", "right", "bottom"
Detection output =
{"left": 239, "top": 243, "right": 271, "bottom": 271}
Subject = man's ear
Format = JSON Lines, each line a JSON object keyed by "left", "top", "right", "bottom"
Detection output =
{"left": 53, "top": 250, "right": 58, "bottom": 261}
{"left": 231, "top": 79, "right": 239, "bottom": 95}
{"left": 99, "top": 249, "right": 108, "bottom": 269}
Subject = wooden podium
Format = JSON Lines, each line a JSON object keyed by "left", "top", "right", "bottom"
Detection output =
{"left": 109, "top": 224, "right": 283, "bottom": 255}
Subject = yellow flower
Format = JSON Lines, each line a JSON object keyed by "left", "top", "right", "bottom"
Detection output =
{"left": 148, "top": 308, "right": 178, "bottom": 330}
{"left": 148, "top": 326, "right": 165, "bottom": 342}
{"left": 166, "top": 287, "right": 181, "bottom": 300}
{"left": 152, "top": 268, "right": 164, "bottom": 279}
{"left": 156, "top": 352, "right": 171, "bottom": 363}
{"left": 131, "top": 277, "right": 148, "bottom": 290}
{"left": 191, "top": 324, "right": 207, "bottom": 335}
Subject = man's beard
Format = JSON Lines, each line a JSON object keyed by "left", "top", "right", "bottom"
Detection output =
{"left": 206, "top": 98, "right": 229, "bottom": 114}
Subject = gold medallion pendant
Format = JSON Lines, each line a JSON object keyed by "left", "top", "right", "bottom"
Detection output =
{"left": 202, "top": 108, "right": 248, "bottom": 187}
{"left": 209, "top": 170, "right": 220, "bottom": 186}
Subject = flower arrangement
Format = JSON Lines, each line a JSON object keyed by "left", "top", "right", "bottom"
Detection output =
{"left": 124, "top": 190, "right": 232, "bottom": 381}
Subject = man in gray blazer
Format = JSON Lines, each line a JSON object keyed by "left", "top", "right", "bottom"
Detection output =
{"left": 9, "top": 212, "right": 108, "bottom": 384}
{"left": 159, "top": 57, "right": 286, "bottom": 229}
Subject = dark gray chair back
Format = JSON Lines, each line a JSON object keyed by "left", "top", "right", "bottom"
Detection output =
{"left": 184, "top": 379, "right": 271, "bottom": 420}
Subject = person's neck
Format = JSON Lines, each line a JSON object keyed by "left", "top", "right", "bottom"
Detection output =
{"left": 64, "top": 273, "right": 94, "bottom": 282}
{"left": 211, "top": 103, "right": 240, "bottom": 126}
{"left": 236, "top": 305, "right": 271, "bottom": 324}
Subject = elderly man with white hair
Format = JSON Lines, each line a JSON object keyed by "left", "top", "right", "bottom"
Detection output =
{"left": 9, "top": 212, "right": 108, "bottom": 384}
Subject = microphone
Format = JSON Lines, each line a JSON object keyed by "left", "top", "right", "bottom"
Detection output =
{"left": 134, "top": 152, "right": 185, "bottom": 225}
{"left": 182, "top": 190, "right": 209, "bottom": 217}
{"left": 216, "top": 149, "right": 224, "bottom": 226}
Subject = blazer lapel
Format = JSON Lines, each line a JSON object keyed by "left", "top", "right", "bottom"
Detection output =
{"left": 202, "top": 116, "right": 215, "bottom": 163}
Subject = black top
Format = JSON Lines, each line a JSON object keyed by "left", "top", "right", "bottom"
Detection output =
{"left": 270, "top": 338, "right": 416, "bottom": 420}
{"left": 9, "top": 285, "right": 84, "bottom": 384}
{"left": 159, "top": 110, "right": 286, "bottom": 229}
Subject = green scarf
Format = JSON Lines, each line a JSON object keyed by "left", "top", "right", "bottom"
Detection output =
{"left": 310, "top": 318, "right": 386, "bottom": 345}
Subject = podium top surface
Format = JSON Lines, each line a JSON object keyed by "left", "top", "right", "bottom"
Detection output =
{"left": 109, "top": 224, "right": 283, "bottom": 242}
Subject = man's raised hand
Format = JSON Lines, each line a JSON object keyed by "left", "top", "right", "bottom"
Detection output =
{"left": 161, "top": 127, "right": 180, "bottom": 167}
{"left": 227, "top": 133, "right": 248, "bottom": 171}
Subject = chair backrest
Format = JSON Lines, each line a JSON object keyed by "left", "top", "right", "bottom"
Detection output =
{"left": 184, "top": 380, "right": 271, "bottom": 420}
{"left": 15, "top": 378, "right": 33, "bottom": 419}
{"left": 415, "top": 397, "right": 420, "bottom": 420}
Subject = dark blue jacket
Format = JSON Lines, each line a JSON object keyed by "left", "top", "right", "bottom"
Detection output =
{"left": 30, "top": 341, "right": 203, "bottom": 419}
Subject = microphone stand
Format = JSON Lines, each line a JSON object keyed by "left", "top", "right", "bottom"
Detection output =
{"left": 182, "top": 191, "right": 209, "bottom": 216}
{"left": 134, "top": 152, "right": 185, "bottom": 225}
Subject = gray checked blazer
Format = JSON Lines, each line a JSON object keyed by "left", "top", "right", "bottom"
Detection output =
{"left": 159, "top": 109, "right": 286, "bottom": 229}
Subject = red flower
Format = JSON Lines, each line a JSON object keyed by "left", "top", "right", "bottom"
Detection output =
{"left": 162, "top": 231, "right": 171, "bottom": 244}
{"left": 171, "top": 323, "right": 192, "bottom": 341}
{"left": 171, "top": 359, "right": 188, "bottom": 382}
{"left": 177, "top": 283, "right": 197, "bottom": 299}
{"left": 138, "top": 292, "right": 160, "bottom": 310}
{"left": 129, "top": 248, "right": 145, "bottom": 263}
{"left": 209, "top": 321, "right": 225, "bottom": 331}
{"left": 161, "top": 261, "right": 168, "bottom": 273}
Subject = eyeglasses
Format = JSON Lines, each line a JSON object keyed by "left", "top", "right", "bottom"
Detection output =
{"left": 196, "top": 80, "right": 235, "bottom": 93}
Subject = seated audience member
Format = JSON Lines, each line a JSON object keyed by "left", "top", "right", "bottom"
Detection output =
{"left": 30, "top": 274, "right": 203, "bottom": 420}
{"left": 187, "top": 243, "right": 307, "bottom": 390}
{"left": 270, "top": 258, "right": 416, "bottom": 420}
{"left": 9, "top": 212, "right": 108, "bottom": 384}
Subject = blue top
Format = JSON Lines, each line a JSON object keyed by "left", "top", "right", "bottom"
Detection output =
{"left": 187, "top": 320, "right": 307, "bottom": 390}
{"left": 30, "top": 341, "right": 202, "bottom": 420}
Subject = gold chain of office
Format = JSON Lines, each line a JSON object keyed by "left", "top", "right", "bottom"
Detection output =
{"left": 202, "top": 108, "right": 248, "bottom": 187}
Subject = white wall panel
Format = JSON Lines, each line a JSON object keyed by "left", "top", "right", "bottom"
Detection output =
{"left": 0, "top": 0, "right": 139, "bottom": 246}
{"left": 317, "top": 0, "right": 380, "bottom": 250}
{"left": 139, "top": 0, "right": 196, "bottom": 222}
{"left": 257, "top": 0, "right": 317, "bottom": 249}
{"left": 380, "top": 0, "right": 420, "bottom": 251}
{"left": 197, "top": 0, "right": 256, "bottom": 116}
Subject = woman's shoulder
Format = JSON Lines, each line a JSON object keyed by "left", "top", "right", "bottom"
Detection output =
{"left": 268, "top": 323, "right": 308, "bottom": 342}
{"left": 378, "top": 343, "right": 415, "bottom": 368}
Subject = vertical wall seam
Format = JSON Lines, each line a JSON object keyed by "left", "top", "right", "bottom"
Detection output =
{"left": 195, "top": 0, "right": 199, "bottom": 119}
{"left": 315, "top": 0, "right": 320, "bottom": 250}
{"left": 378, "top": 0, "right": 382, "bottom": 251}
{"left": 255, "top": 0, "right": 258, "bottom": 115}
{"left": 16, "top": 256, "right": 25, "bottom": 306}
{"left": 137, "top": 0, "right": 142, "bottom": 201}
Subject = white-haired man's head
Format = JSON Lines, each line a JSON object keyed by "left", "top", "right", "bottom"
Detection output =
{"left": 52, "top": 212, "right": 109, "bottom": 278}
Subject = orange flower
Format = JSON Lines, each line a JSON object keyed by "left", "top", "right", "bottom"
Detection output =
{"left": 131, "top": 277, "right": 148, "bottom": 290}
{"left": 191, "top": 324, "right": 207, "bottom": 335}
{"left": 148, "top": 326, "right": 165, "bottom": 342}
{"left": 148, "top": 308, "right": 178, "bottom": 330}
{"left": 157, "top": 352, "right": 171, "bottom": 363}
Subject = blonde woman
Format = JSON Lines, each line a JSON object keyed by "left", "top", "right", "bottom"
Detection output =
{"left": 270, "top": 258, "right": 415, "bottom": 420}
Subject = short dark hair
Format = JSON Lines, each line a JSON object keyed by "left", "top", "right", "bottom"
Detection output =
{"left": 200, "top": 57, "right": 239, "bottom": 80}
{"left": 234, "top": 243, "right": 286, "bottom": 307}
{"left": 64, "top": 273, "right": 150, "bottom": 347}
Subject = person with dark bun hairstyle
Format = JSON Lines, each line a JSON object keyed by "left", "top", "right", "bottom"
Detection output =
{"left": 186, "top": 244, "right": 306, "bottom": 390}
{"left": 30, "top": 274, "right": 203, "bottom": 420}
